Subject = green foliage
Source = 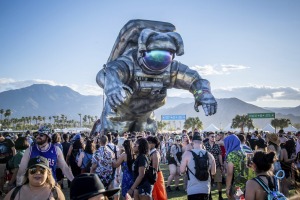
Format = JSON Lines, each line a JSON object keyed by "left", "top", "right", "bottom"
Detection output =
{"left": 231, "top": 114, "right": 254, "bottom": 133}
{"left": 271, "top": 118, "right": 291, "bottom": 133}
{"left": 183, "top": 117, "right": 203, "bottom": 131}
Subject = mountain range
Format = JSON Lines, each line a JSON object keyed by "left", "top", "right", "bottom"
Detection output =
{"left": 0, "top": 84, "right": 299, "bottom": 129}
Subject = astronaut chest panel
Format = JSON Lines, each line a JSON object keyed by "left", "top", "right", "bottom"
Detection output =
{"left": 132, "top": 71, "right": 169, "bottom": 98}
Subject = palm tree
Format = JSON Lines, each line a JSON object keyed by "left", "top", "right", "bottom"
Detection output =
{"left": 78, "top": 113, "right": 82, "bottom": 127}
{"left": 271, "top": 118, "right": 291, "bottom": 133}
{"left": 0, "top": 109, "right": 4, "bottom": 121}
{"left": 231, "top": 114, "right": 254, "bottom": 133}
{"left": 184, "top": 117, "right": 203, "bottom": 131}
{"left": 157, "top": 121, "right": 167, "bottom": 132}
{"left": 4, "top": 109, "right": 11, "bottom": 120}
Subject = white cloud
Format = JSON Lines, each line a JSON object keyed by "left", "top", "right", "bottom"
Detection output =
{"left": 214, "top": 85, "right": 300, "bottom": 102}
{"left": 191, "top": 64, "right": 250, "bottom": 75}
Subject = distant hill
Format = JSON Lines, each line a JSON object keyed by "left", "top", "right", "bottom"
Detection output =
{"left": 0, "top": 84, "right": 299, "bottom": 129}
{"left": 0, "top": 84, "right": 103, "bottom": 119}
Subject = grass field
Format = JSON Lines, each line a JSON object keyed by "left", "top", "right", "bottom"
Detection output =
{"left": 60, "top": 163, "right": 299, "bottom": 200}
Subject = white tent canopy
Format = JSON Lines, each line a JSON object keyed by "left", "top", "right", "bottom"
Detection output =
{"left": 262, "top": 124, "right": 275, "bottom": 133}
{"left": 222, "top": 123, "right": 240, "bottom": 132}
{"left": 284, "top": 125, "right": 298, "bottom": 133}
{"left": 203, "top": 124, "right": 220, "bottom": 132}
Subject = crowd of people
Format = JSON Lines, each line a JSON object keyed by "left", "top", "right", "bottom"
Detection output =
{"left": 0, "top": 127, "right": 299, "bottom": 200}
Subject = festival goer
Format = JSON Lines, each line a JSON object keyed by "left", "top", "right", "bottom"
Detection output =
{"left": 245, "top": 151, "right": 278, "bottom": 200}
{"left": 204, "top": 132, "right": 224, "bottom": 200}
{"left": 52, "top": 133, "right": 64, "bottom": 189}
{"left": 5, "top": 156, "right": 65, "bottom": 200}
{"left": 112, "top": 140, "right": 135, "bottom": 199}
{"left": 265, "top": 133, "right": 281, "bottom": 174}
{"left": 70, "top": 173, "right": 122, "bottom": 200}
{"left": 180, "top": 132, "right": 216, "bottom": 200}
{"left": 0, "top": 132, "right": 16, "bottom": 194}
{"left": 91, "top": 135, "right": 115, "bottom": 190}
{"left": 147, "top": 136, "right": 167, "bottom": 200}
{"left": 166, "top": 135, "right": 182, "bottom": 192}
{"left": 127, "top": 138, "right": 152, "bottom": 200}
{"left": 280, "top": 139, "right": 297, "bottom": 196}
{"left": 66, "top": 133, "right": 85, "bottom": 177}
{"left": 77, "top": 139, "right": 95, "bottom": 173}
{"left": 5, "top": 137, "right": 29, "bottom": 192}
{"left": 278, "top": 129, "right": 288, "bottom": 144}
{"left": 17, "top": 127, "right": 74, "bottom": 185}
{"left": 61, "top": 134, "right": 71, "bottom": 160}
{"left": 224, "top": 134, "right": 246, "bottom": 200}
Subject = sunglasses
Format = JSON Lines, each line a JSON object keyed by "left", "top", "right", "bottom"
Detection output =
{"left": 210, "top": 136, "right": 215, "bottom": 138}
{"left": 37, "top": 133, "right": 46, "bottom": 137}
{"left": 28, "top": 166, "right": 47, "bottom": 175}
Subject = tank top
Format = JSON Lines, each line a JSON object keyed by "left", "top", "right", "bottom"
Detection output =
{"left": 30, "top": 143, "right": 58, "bottom": 180}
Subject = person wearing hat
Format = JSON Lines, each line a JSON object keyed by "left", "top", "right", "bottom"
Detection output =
{"left": 4, "top": 156, "right": 65, "bottom": 200}
{"left": 17, "top": 126, "right": 74, "bottom": 186}
{"left": 266, "top": 133, "right": 281, "bottom": 156}
{"left": 70, "top": 173, "right": 123, "bottom": 200}
{"left": 180, "top": 132, "right": 216, "bottom": 200}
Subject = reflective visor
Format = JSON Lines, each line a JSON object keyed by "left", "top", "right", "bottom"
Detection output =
{"left": 142, "top": 50, "right": 173, "bottom": 71}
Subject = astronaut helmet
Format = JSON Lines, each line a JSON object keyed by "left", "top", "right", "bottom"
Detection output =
{"left": 138, "top": 29, "right": 184, "bottom": 74}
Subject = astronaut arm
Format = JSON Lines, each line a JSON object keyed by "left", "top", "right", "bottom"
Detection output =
{"left": 170, "top": 61, "right": 217, "bottom": 116}
{"left": 96, "top": 60, "right": 133, "bottom": 108}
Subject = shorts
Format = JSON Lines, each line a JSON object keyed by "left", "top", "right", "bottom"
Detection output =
{"left": 137, "top": 181, "right": 153, "bottom": 196}
{"left": 213, "top": 167, "right": 222, "bottom": 182}
{"left": 188, "top": 193, "right": 209, "bottom": 200}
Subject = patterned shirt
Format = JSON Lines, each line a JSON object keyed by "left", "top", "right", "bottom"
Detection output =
{"left": 204, "top": 142, "right": 221, "bottom": 167}
{"left": 92, "top": 146, "right": 114, "bottom": 187}
{"left": 226, "top": 150, "right": 247, "bottom": 189}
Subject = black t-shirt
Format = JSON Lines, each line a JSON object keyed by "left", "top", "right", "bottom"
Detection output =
{"left": 132, "top": 154, "right": 149, "bottom": 184}
{"left": 0, "top": 138, "right": 15, "bottom": 164}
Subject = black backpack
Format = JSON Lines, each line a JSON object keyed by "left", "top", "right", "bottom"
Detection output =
{"left": 187, "top": 150, "right": 209, "bottom": 181}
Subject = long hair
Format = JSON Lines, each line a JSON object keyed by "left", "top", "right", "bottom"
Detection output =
{"left": 123, "top": 140, "right": 134, "bottom": 171}
{"left": 23, "top": 168, "right": 56, "bottom": 189}
{"left": 84, "top": 139, "right": 96, "bottom": 154}
{"left": 136, "top": 138, "right": 149, "bottom": 155}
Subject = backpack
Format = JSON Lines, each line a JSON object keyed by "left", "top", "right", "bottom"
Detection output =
{"left": 253, "top": 176, "right": 287, "bottom": 200}
{"left": 187, "top": 150, "right": 209, "bottom": 181}
{"left": 145, "top": 150, "right": 157, "bottom": 185}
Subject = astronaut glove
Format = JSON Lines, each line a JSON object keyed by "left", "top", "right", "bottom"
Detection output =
{"left": 105, "top": 84, "right": 133, "bottom": 109}
{"left": 194, "top": 90, "right": 217, "bottom": 116}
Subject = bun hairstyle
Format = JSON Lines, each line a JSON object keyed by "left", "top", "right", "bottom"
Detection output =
{"left": 252, "top": 151, "right": 275, "bottom": 173}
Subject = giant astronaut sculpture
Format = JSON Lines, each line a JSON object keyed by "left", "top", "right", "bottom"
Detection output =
{"left": 96, "top": 19, "right": 217, "bottom": 133}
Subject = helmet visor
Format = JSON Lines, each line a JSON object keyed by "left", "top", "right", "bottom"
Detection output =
{"left": 143, "top": 50, "right": 173, "bottom": 71}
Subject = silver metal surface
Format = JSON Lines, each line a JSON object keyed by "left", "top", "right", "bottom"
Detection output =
{"left": 95, "top": 19, "right": 217, "bottom": 134}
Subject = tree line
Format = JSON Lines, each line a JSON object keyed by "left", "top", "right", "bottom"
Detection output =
{"left": 0, "top": 109, "right": 98, "bottom": 131}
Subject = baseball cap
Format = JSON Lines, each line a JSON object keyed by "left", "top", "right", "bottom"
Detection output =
{"left": 37, "top": 126, "right": 51, "bottom": 138}
{"left": 27, "top": 156, "right": 50, "bottom": 170}
{"left": 192, "top": 132, "right": 202, "bottom": 141}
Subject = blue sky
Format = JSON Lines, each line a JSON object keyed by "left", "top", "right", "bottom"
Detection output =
{"left": 1, "top": 0, "right": 300, "bottom": 108}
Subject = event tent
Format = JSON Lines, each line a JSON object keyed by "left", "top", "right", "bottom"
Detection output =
{"left": 284, "top": 125, "right": 298, "bottom": 133}
{"left": 222, "top": 123, "right": 240, "bottom": 132}
{"left": 262, "top": 124, "right": 275, "bottom": 133}
{"left": 202, "top": 124, "right": 220, "bottom": 132}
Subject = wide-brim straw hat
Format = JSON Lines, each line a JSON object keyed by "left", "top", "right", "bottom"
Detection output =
{"left": 266, "top": 133, "right": 280, "bottom": 146}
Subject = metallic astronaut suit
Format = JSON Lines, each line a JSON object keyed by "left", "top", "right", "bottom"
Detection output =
{"left": 96, "top": 20, "right": 217, "bottom": 133}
